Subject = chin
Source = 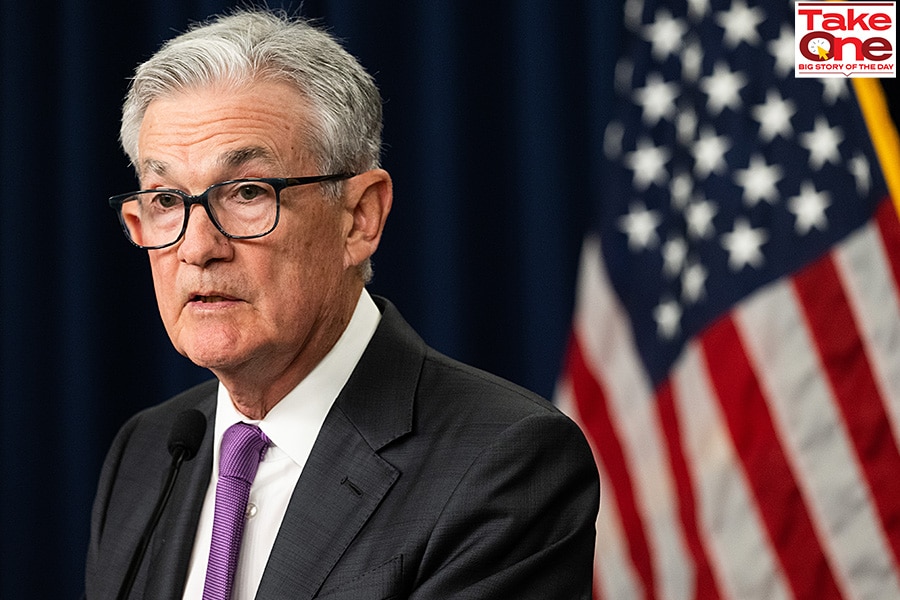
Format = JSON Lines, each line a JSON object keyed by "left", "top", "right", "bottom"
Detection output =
{"left": 178, "top": 336, "right": 245, "bottom": 371}
{"left": 184, "top": 350, "right": 240, "bottom": 371}
{"left": 174, "top": 322, "right": 247, "bottom": 363}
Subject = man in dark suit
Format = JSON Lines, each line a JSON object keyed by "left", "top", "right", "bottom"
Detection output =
{"left": 86, "top": 8, "right": 599, "bottom": 599}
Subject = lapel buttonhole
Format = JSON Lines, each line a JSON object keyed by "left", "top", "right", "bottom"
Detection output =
{"left": 340, "top": 475, "right": 364, "bottom": 497}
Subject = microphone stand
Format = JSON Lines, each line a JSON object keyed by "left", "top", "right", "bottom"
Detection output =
{"left": 115, "top": 447, "right": 190, "bottom": 600}
{"left": 116, "top": 409, "right": 206, "bottom": 600}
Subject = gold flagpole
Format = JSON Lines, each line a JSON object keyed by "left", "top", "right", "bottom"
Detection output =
{"left": 853, "top": 78, "right": 900, "bottom": 217}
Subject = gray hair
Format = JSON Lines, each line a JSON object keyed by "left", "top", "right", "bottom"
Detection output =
{"left": 120, "top": 9, "right": 383, "bottom": 178}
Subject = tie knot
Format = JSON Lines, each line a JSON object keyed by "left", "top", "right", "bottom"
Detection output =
{"left": 219, "top": 422, "right": 269, "bottom": 483}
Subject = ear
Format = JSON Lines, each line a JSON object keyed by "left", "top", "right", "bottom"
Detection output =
{"left": 342, "top": 169, "right": 393, "bottom": 271}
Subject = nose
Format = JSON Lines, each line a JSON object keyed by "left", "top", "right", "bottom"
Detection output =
{"left": 176, "top": 203, "right": 233, "bottom": 265}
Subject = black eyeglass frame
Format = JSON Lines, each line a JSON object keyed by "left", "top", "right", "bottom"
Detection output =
{"left": 108, "top": 173, "right": 355, "bottom": 250}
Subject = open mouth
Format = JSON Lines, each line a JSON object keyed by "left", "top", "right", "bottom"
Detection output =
{"left": 190, "top": 294, "right": 236, "bottom": 303}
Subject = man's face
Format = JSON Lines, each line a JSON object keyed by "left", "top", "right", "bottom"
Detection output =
{"left": 137, "top": 81, "right": 356, "bottom": 387}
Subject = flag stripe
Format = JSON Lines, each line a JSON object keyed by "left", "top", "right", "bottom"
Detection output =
{"left": 839, "top": 203, "right": 900, "bottom": 445}
{"left": 573, "top": 236, "right": 695, "bottom": 599}
{"left": 592, "top": 465, "right": 641, "bottom": 600}
{"left": 875, "top": 199, "right": 900, "bottom": 294}
{"left": 563, "top": 384, "right": 645, "bottom": 600}
{"left": 562, "top": 217, "right": 900, "bottom": 599}
{"left": 736, "top": 263, "right": 900, "bottom": 600}
{"left": 700, "top": 315, "right": 842, "bottom": 599}
{"left": 655, "top": 380, "right": 723, "bottom": 600}
{"left": 671, "top": 344, "right": 792, "bottom": 600}
{"left": 566, "top": 334, "right": 656, "bottom": 599}
{"left": 554, "top": 377, "right": 631, "bottom": 600}
{"left": 792, "top": 239, "right": 900, "bottom": 568}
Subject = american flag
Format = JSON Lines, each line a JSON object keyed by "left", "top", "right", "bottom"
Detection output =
{"left": 555, "top": 0, "right": 900, "bottom": 598}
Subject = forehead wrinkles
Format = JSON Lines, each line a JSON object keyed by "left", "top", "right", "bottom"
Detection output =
{"left": 137, "top": 84, "right": 311, "bottom": 178}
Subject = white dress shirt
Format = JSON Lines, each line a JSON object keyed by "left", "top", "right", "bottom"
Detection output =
{"left": 181, "top": 290, "right": 381, "bottom": 599}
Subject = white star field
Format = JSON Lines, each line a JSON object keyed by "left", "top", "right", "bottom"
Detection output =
{"left": 605, "top": 0, "right": 879, "bottom": 343}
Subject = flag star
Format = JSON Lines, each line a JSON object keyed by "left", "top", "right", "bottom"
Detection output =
{"left": 692, "top": 126, "right": 732, "bottom": 178}
{"left": 618, "top": 201, "right": 663, "bottom": 250}
{"left": 670, "top": 171, "right": 694, "bottom": 209}
{"left": 733, "top": 154, "right": 783, "bottom": 206}
{"left": 624, "top": 138, "right": 671, "bottom": 190}
{"left": 676, "top": 107, "right": 699, "bottom": 147}
{"left": 721, "top": 218, "right": 768, "bottom": 270}
{"left": 687, "top": 0, "right": 710, "bottom": 22}
{"left": 681, "top": 40, "right": 704, "bottom": 82}
{"left": 663, "top": 236, "right": 688, "bottom": 277}
{"left": 715, "top": 0, "right": 766, "bottom": 49}
{"left": 686, "top": 197, "right": 718, "bottom": 239}
{"left": 643, "top": 9, "right": 689, "bottom": 61}
{"left": 751, "top": 89, "right": 796, "bottom": 142}
{"left": 681, "top": 260, "right": 708, "bottom": 303}
{"left": 768, "top": 25, "right": 795, "bottom": 77}
{"left": 799, "top": 117, "right": 844, "bottom": 170}
{"left": 634, "top": 73, "right": 680, "bottom": 125}
{"left": 788, "top": 181, "right": 831, "bottom": 235}
{"left": 654, "top": 297, "right": 682, "bottom": 339}
{"left": 849, "top": 153, "right": 872, "bottom": 196}
{"left": 821, "top": 78, "right": 849, "bottom": 105}
{"left": 699, "top": 61, "right": 748, "bottom": 115}
{"left": 624, "top": 0, "right": 646, "bottom": 31}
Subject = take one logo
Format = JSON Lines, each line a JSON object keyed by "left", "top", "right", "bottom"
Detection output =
{"left": 795, "top": 1, "right": 897, "bottom": 77}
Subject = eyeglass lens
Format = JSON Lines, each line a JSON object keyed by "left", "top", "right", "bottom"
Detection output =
{"left": 118, "top": 180, "right": 279, "bottom": 248}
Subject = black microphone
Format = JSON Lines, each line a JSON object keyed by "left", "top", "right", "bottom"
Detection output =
{"left": 116, "top": 409, "right": 207, "bottom": 600}
{"left": 167, "top": 409, "right": 208, "bottom": 462}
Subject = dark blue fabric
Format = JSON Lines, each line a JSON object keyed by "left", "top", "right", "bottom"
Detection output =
{"left": 0, "top": 0, "right": 599, "bottom": 596}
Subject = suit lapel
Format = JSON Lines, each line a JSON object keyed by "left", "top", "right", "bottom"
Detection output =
{"left": 255, "top": 409, "right": 400, "bottom": 598}
{"left": 256, "top": 298, "right": 425, "bottom": 599}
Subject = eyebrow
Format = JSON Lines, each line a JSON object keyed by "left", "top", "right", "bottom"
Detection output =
{"left": 219, "top": 146, "right": 279, "bottom": 170}
{"left": 138, "top": 146, "right": 279, "bottom": 179}
{"left": 139, "top": 158, "right": 169, "bottom": 178}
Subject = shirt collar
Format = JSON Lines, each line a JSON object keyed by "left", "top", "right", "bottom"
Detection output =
{"left": 213, "top": 289, "right": 382, "bottom": 472}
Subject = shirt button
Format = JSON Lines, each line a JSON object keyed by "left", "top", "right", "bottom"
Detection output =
{"left": 246, "top": 503, "right": 258, "bottom": 519}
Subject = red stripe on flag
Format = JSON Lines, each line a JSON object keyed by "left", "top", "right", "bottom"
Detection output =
{"left": 565, "top": 334, "right": 656, "bottom": 600}
{"left": 873, "top": 197, "right": 900, "bottom": 563}
{"left": 655, "top": 380, "right": 722, "bottom": 600}
{"left": 875, "top": 198, "right": 900, "bottom": 293}
{"left": 792, "top": 249, "right": 900, "bottom": 568}
{"left": 700, "top": 315, "right": 843, "bottom": 599}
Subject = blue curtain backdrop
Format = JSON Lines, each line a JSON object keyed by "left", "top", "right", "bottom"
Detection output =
{"left": 0, "top": 0, "right": 617, "bottom": 596}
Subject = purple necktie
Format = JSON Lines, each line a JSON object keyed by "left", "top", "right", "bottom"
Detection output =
{"left": 202, "top": 422, "right": 269, "bottom": 600}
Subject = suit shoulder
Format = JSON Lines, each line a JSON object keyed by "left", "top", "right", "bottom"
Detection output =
{"left": 419, "top": 347, "right": 560, "bottom": 420}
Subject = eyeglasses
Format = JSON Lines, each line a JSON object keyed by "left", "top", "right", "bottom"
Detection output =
{"left": 109, "top": 174, "right": 354, "bottom": 249}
